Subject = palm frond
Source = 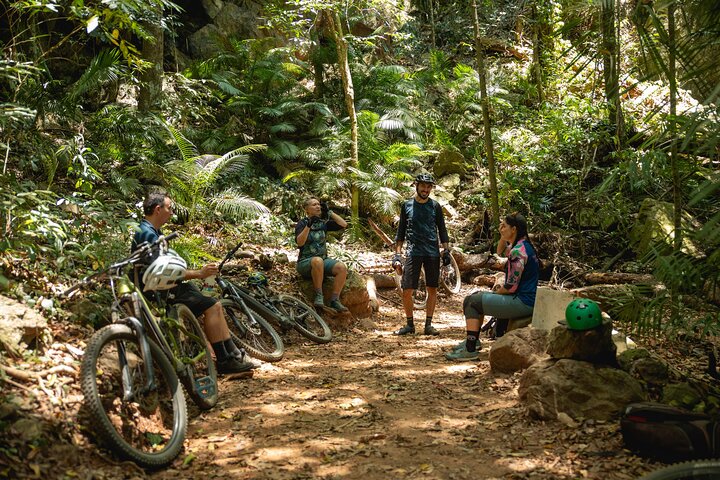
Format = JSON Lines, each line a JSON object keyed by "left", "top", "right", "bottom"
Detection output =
{"left": 209, "top": 188, "right": 269, "bottom": 220}
{"left": 66, "top": 49, "right": 123, "bottom": 101}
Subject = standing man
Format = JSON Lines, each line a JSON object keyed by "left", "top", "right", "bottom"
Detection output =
{"left": 132, "top": 190, "right": 257, "bottom": 375}
{"left": 393, "top": 173, "right": 451, "bottom": 336}
{"left": 295, "top": 197, "right": 349, "bottom": 312}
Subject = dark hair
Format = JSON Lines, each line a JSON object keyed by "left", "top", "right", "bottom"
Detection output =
{"left": 143, "top": 191, "right": 168, "bottom": 216}
{"left": 504, "top": 212, "right": 529, "bottom": 247}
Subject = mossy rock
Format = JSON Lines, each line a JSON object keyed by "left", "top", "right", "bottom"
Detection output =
{"left": 629, "top": 198, "right": 701, "bottom": 257}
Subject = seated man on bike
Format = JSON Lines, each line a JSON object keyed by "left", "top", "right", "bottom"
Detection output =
{"left": 295, "top": 197, "right": 349, "bottom": 312}
{"left": 132, "top": 190, "right": 258, "bottom": 375}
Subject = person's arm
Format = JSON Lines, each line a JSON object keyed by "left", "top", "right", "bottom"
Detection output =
{"left": 498, "top": 243, "right": 528, "bottom": 295}
{"left": 327, "top": 210, "right": 347, "bottom": 229}
{"left": 394, "top": 202, "right": 408, "bottom": 250}
{"left": 496, "top": 238, "right": 510, "bottom": 256}
{"left": 184, "top": 264, "right": 218, "bottom": 280}
{"left": 435, "top": 202, "right": 450, "bottom": 247}
{"left": 296, "top": 218, "right": 317, "bottom": 247}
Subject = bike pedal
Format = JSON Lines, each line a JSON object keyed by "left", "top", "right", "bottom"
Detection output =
{"left": 195, "top": 376, "right": 217, "bottom": 399}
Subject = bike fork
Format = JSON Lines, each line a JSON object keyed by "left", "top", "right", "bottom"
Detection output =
{"left": 120, "top": 316, "right": 157, "bottom": 400}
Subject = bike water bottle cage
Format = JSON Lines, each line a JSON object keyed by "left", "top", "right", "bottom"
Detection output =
{"left": 247, "top": 272, "right": 268, "bottom": 287}
{"left": 142, "top": 252, "right": 187, "bottom": 292}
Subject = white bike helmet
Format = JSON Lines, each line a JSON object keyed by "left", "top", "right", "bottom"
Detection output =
{"left": 142, "top": 250, "right": 187, "bottom": 292}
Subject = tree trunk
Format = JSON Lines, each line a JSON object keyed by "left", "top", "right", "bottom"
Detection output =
{"left": 471, "top": 0, "right": 499, "bottom": 231}
{"left": 601, "top": 0, "right": 624, "bottom": 145}
{"left": 531, "top": 4, "right": 544, "bottom": 104}
{"left": 138, "top": 9, "right": 164, "bottom": 112}
{"left": 668, "top": 1, "right": 681, "bottom": 324}
{"left": 429, "top": 0, "right": 436, "bottom": 49}
{"left": 324, "top": 10, "right": 360, "bottom": 225}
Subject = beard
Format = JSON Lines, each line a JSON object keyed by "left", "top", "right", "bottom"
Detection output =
{"left": 416, "top": 188, "right": 430, "bottom": 200}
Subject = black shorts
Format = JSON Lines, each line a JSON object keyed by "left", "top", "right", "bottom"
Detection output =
{"left": 167, "top": 282, "right": 218, "bottom": 318}
{"left": 401, "top": 255, "right": 440, "bottom": 289}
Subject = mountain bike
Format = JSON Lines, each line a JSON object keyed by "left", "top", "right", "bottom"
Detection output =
{"left": 63, "top": 233, "right": 217, "bottom": 468}
{"left": 638, "top": 460, "right": 720, "bottom": 479}
{"left": 215, "top": 243, "right": 285, "bottom": 362}
{"left": 218, "top": 268, "right": 332, "bottom": 344}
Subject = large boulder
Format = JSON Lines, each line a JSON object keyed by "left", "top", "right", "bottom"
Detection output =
{"left": 617, "top": 348, "right": 670, "bottom": 390}
{"left": 0, "top": 295, "right": 48, "bottom": 356}
{"left": 546, "top": 320, "right": 617, "bottom": 365}
{"left": 433, "top": 149, "right": 469, "bottom": 178}
{"left": 489, "top": 327, "right": 548, "bottom": 374}
{"left": 629, "top": 198, "right": 701, "bottom": 257}
{"left": 519, "top": 359, "right": 646, "bottom": 421}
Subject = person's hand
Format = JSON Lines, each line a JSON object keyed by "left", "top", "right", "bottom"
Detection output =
{"left": 320, "top": 201, "right": 329, "bottom": 219}
{"left": 307, "top": 216, "right": 321, "bottom": 227}
{"left": 392, "top": 253, "right": 403, "bottom": 274}
{"left": 201, "top": 263, "right": 219, "bottom": 278}
{"left": 442, "top": 249, "right": 452, "bottom": 266}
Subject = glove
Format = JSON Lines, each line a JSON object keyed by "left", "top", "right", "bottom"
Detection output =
{"left": 307, "top": 216, "right": 321, "bottom": 227}
{"left": 320, "top": 201, "right": 329, "bottom": 220}
{"left": 392, "top": 253, "right": 403, "bottom": 269}
{"left": 442, "top": 249, "right": 452, "bottom": 266}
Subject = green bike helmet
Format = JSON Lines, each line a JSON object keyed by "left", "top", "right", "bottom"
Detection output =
{"left": 562, "top": 298, "right": 603, "bottom": 330}
{"left": 247, "top": 272, "right": 268, "bottom": 287}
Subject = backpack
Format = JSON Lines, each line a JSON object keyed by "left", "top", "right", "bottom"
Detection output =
{"left": 621, "top": 402, "right": 720, "bottom": 462}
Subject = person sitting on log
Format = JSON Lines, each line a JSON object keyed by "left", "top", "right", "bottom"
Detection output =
{"left": 445, "top": 212, "right": 539, "bottom": 361}
{"left": 295, "top": 197, "right": 349, "bottom": 312}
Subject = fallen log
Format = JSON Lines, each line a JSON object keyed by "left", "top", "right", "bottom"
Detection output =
{"left": 583, "top": 272, "right": 656, "bottom": 285}
{"left": 454, "top": 252, "right": 506, "bottom": 272}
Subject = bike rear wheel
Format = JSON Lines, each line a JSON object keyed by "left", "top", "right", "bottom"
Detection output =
{"left": 168, "top": 304, "right": 218, "bottom": 410}
{"left": 221, "top": 298, "right": 284, "bottom": 362}
{"left": 394, "top": 269, "right": 428, "bottom": 310}
{"left": 80, "top": 324, "right": 187, "bottom": 469}
{"left": 274, "top": 294, "right": 332, "bottom": 344}
{"left": 639, "top": 460, "right": 720, "bottom": 480}
{"left": 440, "top": 253, "right": 462, "bottom": 294}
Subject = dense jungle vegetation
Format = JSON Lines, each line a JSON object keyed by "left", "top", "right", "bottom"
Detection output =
{"left": 1, "top": 0, "right": 719, "bottom": 346}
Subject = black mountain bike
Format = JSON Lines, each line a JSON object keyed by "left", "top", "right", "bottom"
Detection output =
{"left": 216, "top": 243, "right": 285, "bottom": 362}
{"left": 63, "top": 233, "right": 217, "bottom": 468}
{"left": 215, "top": 257, "right": 332, "bottom": 344}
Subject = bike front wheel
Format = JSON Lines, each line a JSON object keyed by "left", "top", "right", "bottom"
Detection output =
{"left": 168, "top": 304, "right": 218, "bottom": 410}
{"left": 274, "top": 294, "right": 332, "bottom": 344}
{"left": 440, "top": 253, "right": 462, "bottom": 294}
{"left": 221, "top": 299, "right": 284, "bottom": 362}
{"left": 80, "top": 324, "right": 187, "bottom": 469}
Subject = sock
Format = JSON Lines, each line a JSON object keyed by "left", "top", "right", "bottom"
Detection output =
{"left": 212, "top": 341, "right": 230, "bottom": 362}
{"left": 406, "top": 317, "right": 414, "bottom": 328}
{"left": 466, "top": 330, "right": 480, "bottom": 352}
{"left": 330, "top": 293, "right": 339, "bottom": 301}
{"left": 223, "top": 338, "right": 242, "bottom": 358}
{"left": 425, "top": 316, "right": 433, "bottom": 328}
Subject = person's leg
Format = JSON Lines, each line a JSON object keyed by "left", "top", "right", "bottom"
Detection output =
{"left": 445, "top": 292, "right": 484, "bottom": 360}
{"left": 395, "top": 256, "right": 421, "bottom": 335}
{"left": 326, "top": 259, "right": 348, "bottom": 312}
{"left": 171, "top": 283, "right": 257, "bottom": 373}
{"left": 423, "top": 256, "right": 441, "bottom": 335}
{"left": 309, "top": 256, "right": 325, "bottom": 306}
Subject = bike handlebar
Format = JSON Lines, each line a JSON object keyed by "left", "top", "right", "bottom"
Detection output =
{"left": 218, "top": 242, "right": 243, "bottom": 273}
{"left": 62, "top": 232, "right": 179, "bottom": 297}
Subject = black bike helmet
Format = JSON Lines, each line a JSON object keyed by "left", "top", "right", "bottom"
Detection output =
{"left": 415, "top": 173, "right": 436, "bottom": 185}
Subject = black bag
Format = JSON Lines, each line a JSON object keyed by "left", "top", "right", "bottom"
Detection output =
{"left": 621, "top": 402, "right": 720, "bottom": 462}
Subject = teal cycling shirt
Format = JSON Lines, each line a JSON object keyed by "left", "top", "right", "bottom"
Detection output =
{"left": 295, "top": 218, "right": 343, "bottom": 262}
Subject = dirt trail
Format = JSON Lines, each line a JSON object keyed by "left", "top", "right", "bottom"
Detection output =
{"left": 150, "top": 287, "right": 657, "bottom": 480}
